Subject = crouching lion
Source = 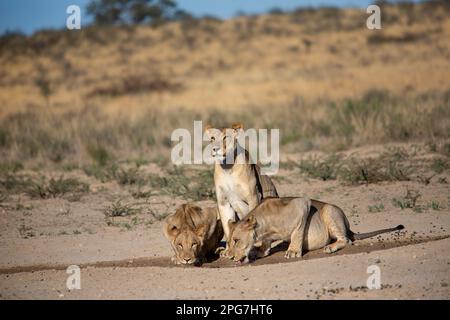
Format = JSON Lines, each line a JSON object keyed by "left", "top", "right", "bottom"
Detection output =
{"left": 163, "top": 204, "right": 223, "bottom": 265}
{"left": 227, "top": 197, "right": 404, "bottom": 264}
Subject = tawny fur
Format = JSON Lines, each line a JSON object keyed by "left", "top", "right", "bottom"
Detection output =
{"left": 163, "top": 204, "right": 223, "bottom": 265}
{"left": 205, "top": 123, "right": 278, "bottom": 253}
{"left": 227, "top": 197, "right": 404, "bottom": 263}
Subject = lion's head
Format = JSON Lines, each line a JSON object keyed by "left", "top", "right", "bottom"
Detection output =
{"left": 163, "top": 204, "right": 211, "bottom": 265}
{"left": 168, "top": 225, "right": 206, "bottom": 265}
{"left": 227, "top": 215, "right": 257, "bottom": 264}
{"left": 204, "top": 123, "right": 244, "bottom": 164}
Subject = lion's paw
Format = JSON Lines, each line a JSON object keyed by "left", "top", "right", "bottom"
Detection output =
{"left": 284, "top": 250, "right": 302, "bottom": 259}
{"left": 215, "top": 246, "right": 231, "bottom": 258}
{"left": 323, "top": 245, "right": 336, "bottom": 254}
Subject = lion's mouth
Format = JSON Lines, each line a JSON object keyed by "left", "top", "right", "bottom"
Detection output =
{"left": 180, "top": 258, "right": 196, "bottom": 265}
{"left": 233, "top": 255, "right": 248, "bottom": 264}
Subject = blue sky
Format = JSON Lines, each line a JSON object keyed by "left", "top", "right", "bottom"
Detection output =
{"left": 0, "top": 0, "right": 420, "bottom": 35}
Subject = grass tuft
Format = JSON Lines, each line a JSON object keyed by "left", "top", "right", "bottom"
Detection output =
{"left": 392, "top": 188, "right": 421, "bottom": 211}
{"left": 103, "top": 200, "right": 139, "bottom": 217}
{"left": 297, "top": 148, "right": 413, "bottom": 185}
{"left": 26, "top": 176, "right": 89, "bottom": 200}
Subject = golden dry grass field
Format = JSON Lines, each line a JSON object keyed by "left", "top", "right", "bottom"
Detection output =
{"left": 0, "top": 1, "right": 450, "bottom": 299}
{"left": 0, "top": 1, "right": 449, "bottom": 165}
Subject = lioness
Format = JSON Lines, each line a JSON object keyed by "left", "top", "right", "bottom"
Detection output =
{"left": 163, "top": 204, "right": 223, "bottom": 265}
{"left": 227, "top": 197, "right": 404, "bottom": 264}
{"left": 205, "top": 123, "right": 278, "bottom": 248}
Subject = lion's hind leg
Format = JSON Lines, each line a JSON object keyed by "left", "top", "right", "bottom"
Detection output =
{"left": 321, "top": 205, "right": 352, "bottom": 254}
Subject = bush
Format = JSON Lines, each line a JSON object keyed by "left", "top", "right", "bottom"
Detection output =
{"left": 87, "top": 0, "right": 187, "bottom": 26}
{"left": 26, "top": 176, "right": 89, "bottom": 199}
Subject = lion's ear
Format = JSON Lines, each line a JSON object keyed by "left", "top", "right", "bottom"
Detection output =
{"left": 204, "top": 124, "right": 215, "bottom": 136}
{"left": 232, "top": 123, "right": 244, "bottom": 131}
{"left": 183, "top": 203, "right": 201, "bottom": 215}
{"left": 195, "top": 224, "right": 207, "bottom": 238}
{"left": 204, "top": 125, "right": 219, "bottom": 140}
{"left": 243, "top": 215, "right": 256, "bottom": 229}
{"left": 164, "top": 224, "right": 180, "bottom": 238}
{"left": 230, "top": 123, "right": 244, "bottom": 139}
{"left": 228, "top": 219, "right": 236, "bottom": 231}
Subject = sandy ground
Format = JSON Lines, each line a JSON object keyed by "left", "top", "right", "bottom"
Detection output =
{"left": 0, "top": 144, "right": 449, "bottom": 299}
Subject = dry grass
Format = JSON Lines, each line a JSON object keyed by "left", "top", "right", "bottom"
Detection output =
{"left": 293, "top": 145, "right": 448, "bottom": 185}
{"left": 1, "top": 2, "right": 450, "bottom": 116}
{"left": 103, "top": 199, "right": 140, "bottom": 217}
{"left": 0, "top": 173, "right": 89, "bottom": 200}
{"left": 0, "top": 90, "right": 448, "bottom": 168}
{"left": 0, "top": 1, "right": 449, "bottom": 174}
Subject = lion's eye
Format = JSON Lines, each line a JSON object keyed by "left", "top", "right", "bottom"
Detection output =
{"left": 210, "top": 136, "right": 215, "bottom": 142}
{"left": 177, "top": 243, "right": 183, "bottom": 249}
{"left": 233, "top": 239, "right": 239, "bottom": 245}
{"left": 192, "top": 243, "right": 197, "bottom": 248}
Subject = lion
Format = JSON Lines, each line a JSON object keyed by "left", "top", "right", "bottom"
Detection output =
{"left": 204, "top": 123, "right": 278, "bottom": 254}
{"left": 227, "top": 197, "right": 404, "bottom": 264}
{"left": 163, "top": 204, "right": 223, "bottom": 265}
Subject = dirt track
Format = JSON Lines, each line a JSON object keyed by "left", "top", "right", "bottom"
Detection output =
{"left": 1, "top": 235, "right": 449, "bottom": 299}
{"left": 1, "top": 234, "right": 448, "bottom": 274}
{"left": 1, "top": 200, "right": 449, "bottom": 299}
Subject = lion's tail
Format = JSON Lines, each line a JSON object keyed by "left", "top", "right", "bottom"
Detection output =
{"left": 350, "top": 225, "right": 404, "bottom": 241}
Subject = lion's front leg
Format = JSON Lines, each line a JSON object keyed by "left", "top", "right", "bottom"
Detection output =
{"left": 216, "top": 195, "right": 236, "bottom": 258}
{"left": 231, "top": 198, "right": 250, "bottom": 220}
{"left": 246, "top": 196, "right": 259, "bottom": 215}
{"left": 218, "top": 203, "right": 235, "bottom": 240}
{"left": 285, "top": 199, "right": 309, "bottom": 259}
{"left": 243, "top": 186, "right": 260, "bottom": 215}
{"left": 284, "top": 228, "right": 303, "bottom": 259}
{"left": 285, "top": 221, "right": 307, "bottom": 259}
{"left": 254, "top": 240, "right": 272, "bottom": 259}
{"left": 215, "top": 246, "right": 231, "bottom": 258}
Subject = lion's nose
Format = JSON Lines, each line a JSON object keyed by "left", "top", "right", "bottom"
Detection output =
{"left": 184, "top": 258, "right": 190, "bottom": 263}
